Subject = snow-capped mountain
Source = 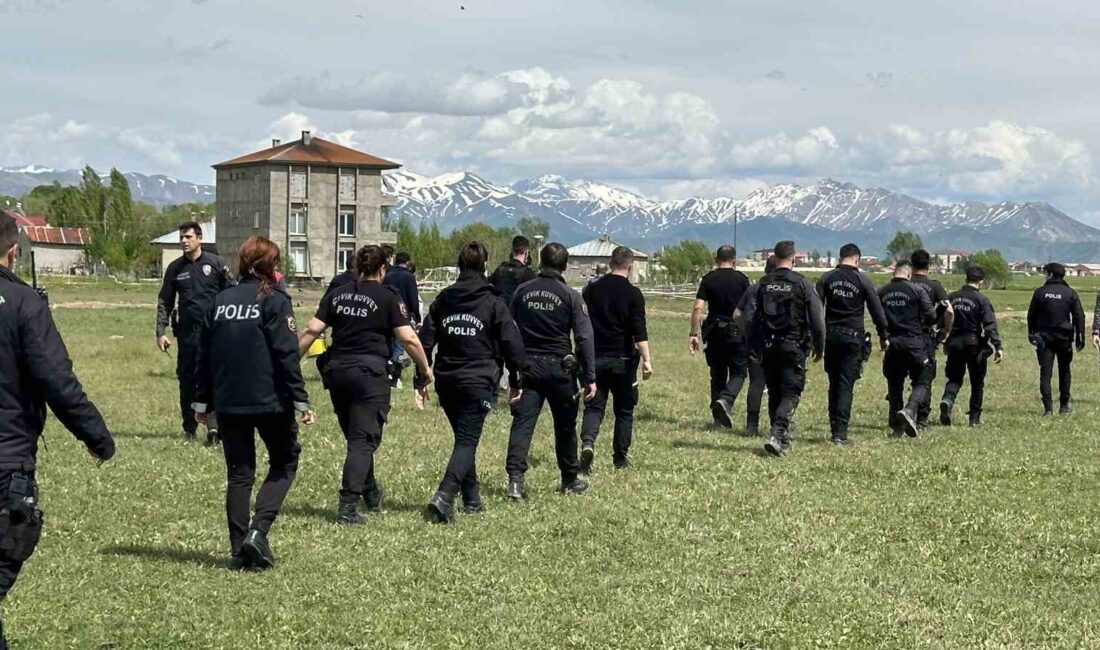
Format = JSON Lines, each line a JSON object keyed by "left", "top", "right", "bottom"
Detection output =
{"left": 383, "top": 171, "right": 1100, "bottom": 258}
{"left": 0, "top": 168, "right": 213, "bottom": 208}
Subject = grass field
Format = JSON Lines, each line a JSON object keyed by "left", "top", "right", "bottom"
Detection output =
{"left": 6, "top": 274, "right": 1100, "bottom": 648}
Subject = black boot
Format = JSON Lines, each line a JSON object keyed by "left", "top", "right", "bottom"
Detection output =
{"left": 427, "top": 491, "right": 455, "bottom": 524}
{"left": 506, "top": 476, "right": 525, "bottom": 501}
{"left": 336, "top": 495, "right": 366, "bottom": 526}
{"left": 968, "top": 411, "right": 982, "bottom": 427}
{"left": 241, "top": 529, "right": 275, "bottom": 570}
{"left": 462, "top": 482, "right": 483, "bottom": 514}
{"left": 363, "top": 481, "right": 386, "bottom": 513}
{"left": 1059, "top": 401, "right": 1073, "bottom": 415}
{"left": 579, "top": 445, "right": 594, "bottom": 475}
{"left": 560, "top": 478, "right": 590, "bottom": 494}
{"left": 743, "top": 413, "right": 760, "bottom": 437}
{"left": 764, "top": 429, "right": 791, "bottom": 456}
{"left": 712, "top": 398, "right": 734, "bottom": 429}
{"left": 897, "top": 407, "right": 919, "bottom": 437}
{"left": 204, "top": 427, "right": 220, "bottom": 447}
{"left": 940, "top": 399, "right": 953, "bottom": 426}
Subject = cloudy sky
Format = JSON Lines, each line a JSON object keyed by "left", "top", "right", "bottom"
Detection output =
{"left": 2, "top": 0, "right": 1099, "bottom": 221}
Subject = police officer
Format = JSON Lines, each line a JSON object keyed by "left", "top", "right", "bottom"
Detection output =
{"left": 382, "top": 251, "right": 422, "bottom": 387}
{"left": 909, "top": 249, "right": 954, "bottom": 429}
{"left": 744, "top": 241, "right": 825, "bottom": 457}
{"left": 689, "top": 245, "right": 751, "bottom": 430}
{"left": 505, "top": 242, "right": 596, "bottom": 498}
{"left": 156, "top": 221, "right": 233, "bottom": 444}
{"left": 489, "top": 236, "right": 537, "bottom": 308}
{"left": 1027, "top": 262, "right": 1085, "bottom": 415}
{"left": 731, "top": 255, "right": 777, "bottom": 437}
{"left": 418, "top": 242, "right": 525, "bottom": 523}
{"left": 327, "top": 255, "right": 356, "bottom": 294}
{"left": 939, "top": 266, "right": 1003, "bottom": 427}
{"left": 0, "top": 213, "right": 116, "bottom": 648}
{"left": 298, "top": 245, "right": 431, "bottom": 525}
{"left": 878, "top": 261, "right": 936, "bottom": 437}
{"left": 580, "top": 246, "right": 652, "bottom": 473}
{"left": 816, "top": 243, "right": 888, "bottom": 445}
{"left": 194, "top": 235, "right": 314, "bottom": 571}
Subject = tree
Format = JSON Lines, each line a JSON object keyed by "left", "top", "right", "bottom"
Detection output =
{"left": 449, "top": 222, "right": 518, "bottom": 268}
{"left": 810, "top": 248, "right": 822, "bottom": 265}
{"left": 886, "top": 231, "right": 923, "bottom": 263}
{"left": 516, "top": 217, "right": 550, "bottom": 241}
{"left": 963, "top": 249, "right": 1011, "bottom": 289}
{"left": 656, "top": 240, "right": 712, "bottom": 283}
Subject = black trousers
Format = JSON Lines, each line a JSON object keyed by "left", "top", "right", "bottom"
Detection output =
{"left": 746, "top": 356, "right": 765, "bottom": 424}
{"left": 221, "top": 412, "right": 300, "bottom": 555}
{"left": 705, "top": 332, "right": 749, "bottom": 404}
{"left": 0, "top": 471, "right": 35, "bottom": 603}
{"left": 176, "top": 326, "right": 203, "bottom": 434}
{"left": 916, "top": 334, "right": 938, "bottom": 425}
{"left": 761, "top": 340, "right": 807, "bottom": 437}
{"left": 824, "top": 330, "right": 865, "bottom": 436}
{"left": 580, "top": 357, "right": 639, "bottom": 464}
{"left": 327, "top": 362, "right": 391, "bottom": 499}
{"left": 942, "top": 340, "right": 988, "bottom": 416}
{"left": 437, "top": 383, "right": 493, "bottom": 502}
{"left": 1036, "top": 335, "right": 1074, "bottom": 409}
{"left": 506, "top": 357, "right": 580, "bottom": 484}
{"left": 883, "top": 338, "right": 931, "bottom": 426}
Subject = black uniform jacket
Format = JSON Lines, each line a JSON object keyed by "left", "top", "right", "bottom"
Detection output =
{"left": 948, "top": 285, "right": 1002, "bottom": 350}
{"left": 582, "top": 274, "right": 648, "bottom": 358}
{"left": 746, "top": 267, "right": 826, "bottom": 352}
{"left": 510, "top": 270, "right": 596, "bottom": 384}
{"left": 1027, "top": 278, "right": 1085, "bottom": 345}
{"left": 382, "top": 266, "right": 421, "bottom": 323}
{"left": 816, "top": 264, "right": 887, "bottom": 339}
{"left": 0, "top": 266, "right": 114, "bottom": 469}
{"left": 194, "top": 278, "right": 310, "bottom": 416}
{"left": 156, "top": 250, "right": 232, "bottom": 336}
{"left": 489, "top": 259, "right": 537, "bottom": 309}
{"left": 420, "top": 271, "right": 526, "bottom": 390}
{"left": 878, "top": 277, "right": 936, "bottom": 341}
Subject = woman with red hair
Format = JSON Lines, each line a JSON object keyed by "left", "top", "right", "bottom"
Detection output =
{"left": 194, "top": 236, "right": 314, "bottom": 570}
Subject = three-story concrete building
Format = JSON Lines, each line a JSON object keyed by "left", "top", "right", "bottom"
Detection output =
{"left": 213, "top": 131, "right": 399, "bottom": 281}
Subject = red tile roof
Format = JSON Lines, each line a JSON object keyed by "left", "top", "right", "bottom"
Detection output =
{"left": 22, "top": 225, "right": 89, "bottom": 246}
{"left": 213, "top": 135, "right": 401, "bottom": 170}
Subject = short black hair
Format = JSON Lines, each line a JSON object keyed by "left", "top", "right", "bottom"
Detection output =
{"left": 540, "top": 242, "right": 569, "bottom": 273}
{"left": 179, "top": 221, "right": 202, "bottom": 238}
{"left": 764, "top": 255, "right": 778, "bottom": 274}
{"left": 345, "top": 253, "right": 356, "bottom": 271}
{"left": 966, "top": 265, "right": 986, "bottom": 284}
{"left": 457, "top": 241, "right": 488, "bottom": 274}
{"left": 715, "top": 245, "right": 736, "bottom": 263}
{"left": 609, "top": 246, "right": 633, "bottom": 270}
{"left": 512, "top": 236, "right": 531, "bottom": 256}
{"left": 394, "top": 251, "right": 411, "bottom": 266}
{"left": 895, "top": 260, "right": 913, "bottom": 273}
{"left": 839, "top": 243, "right": 861, "bottom": 260}
{"left": 910, "top": 249, "right": 931, "bottom": 271}
{"left": 774, "top": 240, "right": 795, "bottom": 260}
{"left": 1044, "top": 262, "right": 1066, "bottom": 279}
{"left": 381, "top": 244, "right": 395, "bottom": 265}
{"left": 0, "top": 212, "right": 18, "bottom": 255}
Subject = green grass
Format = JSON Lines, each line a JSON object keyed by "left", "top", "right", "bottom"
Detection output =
{"left": 7, "top": 276, "right": 1100, "bottom": 648}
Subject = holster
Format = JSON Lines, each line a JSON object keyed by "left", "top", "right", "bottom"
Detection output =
{"left": 0, "top": 472, "right": 42, "bottom": 563}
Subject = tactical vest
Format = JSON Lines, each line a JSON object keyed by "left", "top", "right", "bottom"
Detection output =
{"left": 760, "top": 272, "right": 807, "bottom": 340}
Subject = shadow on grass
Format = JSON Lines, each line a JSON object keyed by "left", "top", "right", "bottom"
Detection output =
{"left": 110, "top": 429, "right": 185, "bottom": 441}
{"left": 282, "top": 500, "right": 425, "bottom": 523}
{"left": 102, "top": 544, "right": 226, "bottom": 569}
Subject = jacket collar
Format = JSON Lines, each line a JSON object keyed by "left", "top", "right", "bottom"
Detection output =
{"left": 0, "top": 265, "right": 25, "bottom": 286}
{"left": 538, "top": 269, "right": 566, "bottom": 283}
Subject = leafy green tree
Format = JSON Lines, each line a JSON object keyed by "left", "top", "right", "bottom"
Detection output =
{"left": 516, "top": 217, "right": 550, "bottom": 241}
{"left": 962, "top": 249, "right": 1011, "bottom": 289}
{"left": 656, "top": 240, "right": 712, "bottom": 283}
{"left": 886, "top": 231, "right": 923, "bottom": 263}
{"left": 449, "top": 222, "right": 518, "bottom": 268}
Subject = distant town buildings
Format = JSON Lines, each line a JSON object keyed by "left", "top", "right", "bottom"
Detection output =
{"left": 213, "top": 132, "right": 398, "bottom": 281}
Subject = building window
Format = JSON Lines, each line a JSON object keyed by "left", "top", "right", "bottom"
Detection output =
{"left": 290, "top": 204, "right": 308, "bottom": 235}
{"left": 338, "top": 206, "right": 356, "bottom": 237}
{"left": 290, "top": 170, "right": 307, "bottom": 199}
{"left": 337, "top": 243, "right": 356, "bottom": 274}
{"left": 290, "top": 243, "right": 309, "bottom": 276}
{"left": 339, "top": 172, "right": 356, "bottom": 202}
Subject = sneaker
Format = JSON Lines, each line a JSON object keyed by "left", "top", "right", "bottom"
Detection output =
{"left": 712, "top": 399, "right": 734, "bottom": 429}
{"left": 830, "top": 435, "right": 851, "bottom": 447}
{"left": 560, "top": 478, "right": 590, "bottom": 494}
{"left": 764, "top": 436, "right": 786, "bottom": 457}
{"left": 579, "top": 445, "right": 594, "bottom": 475}
{"left": 897, "top": 408, "right": 919, "bottom": 438}
{"left": 939, "top": 401, "right": 952, "bottom": 426}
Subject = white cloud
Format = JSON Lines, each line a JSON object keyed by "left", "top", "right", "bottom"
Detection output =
{"left": 656, "top": 177, "right": 770, "bottom": 201}
{"left": 117, "top": 130, "right": 183, "bottom": 169}
{"left": 0, "top": 114, "right": 99, "bottom": 168}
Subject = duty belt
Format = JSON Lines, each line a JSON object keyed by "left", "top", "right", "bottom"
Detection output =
{"left": 828, "top": 326, "right": 864, "bottom": 338}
